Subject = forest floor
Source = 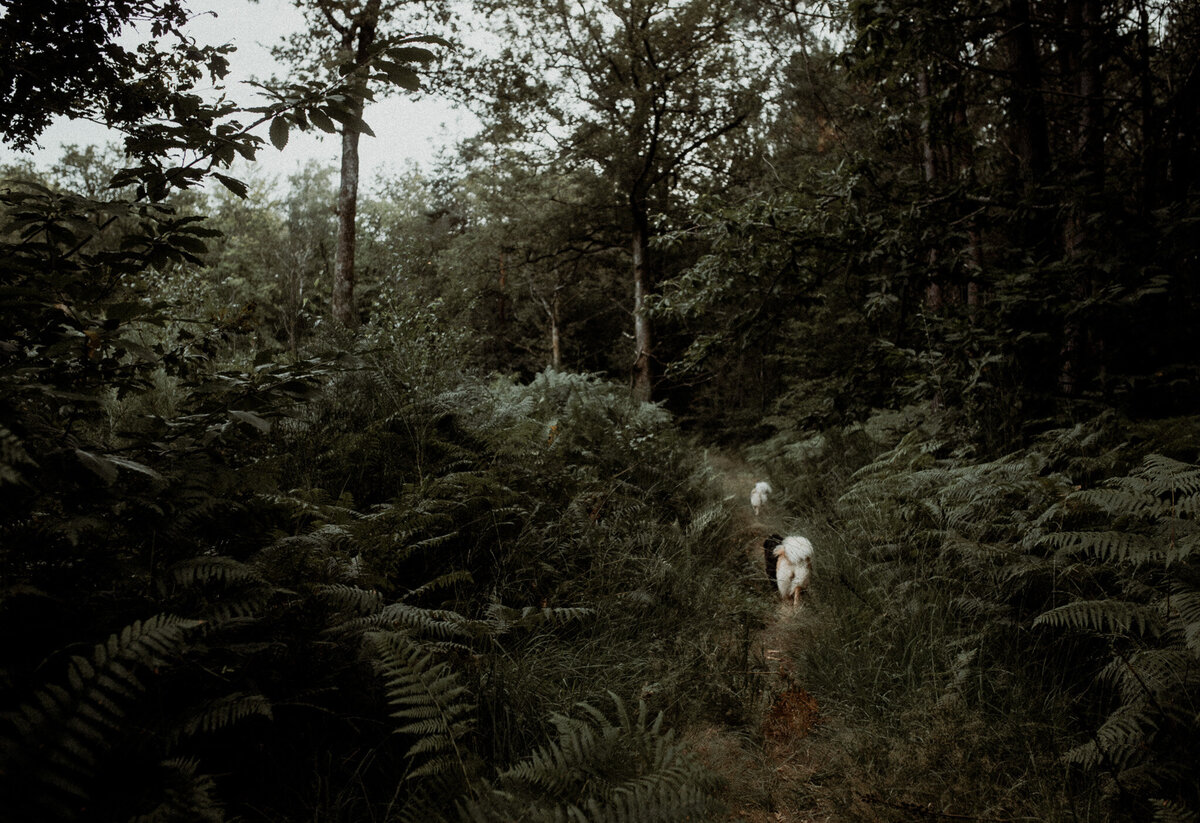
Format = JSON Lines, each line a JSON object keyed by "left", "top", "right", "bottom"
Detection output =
{"left": 688, "top": 450, "right": 831, "bottom": 822}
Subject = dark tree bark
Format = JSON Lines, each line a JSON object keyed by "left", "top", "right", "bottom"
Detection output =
{"left": 331, "top": 0, "right": 381, "bottom": 328}
{"left": 917, "top": 68, "right": 945, "bottom": 312}
{"left": 1059, "top": 0, "right": 1105, "bottom": 395}
{"left": 1004, "top": 0, "right": 1050, "bottom": 187}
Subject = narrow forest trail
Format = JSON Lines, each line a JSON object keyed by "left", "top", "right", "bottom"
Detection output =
{"left": 692, "top": 450, "right": 828, "bottom": 822}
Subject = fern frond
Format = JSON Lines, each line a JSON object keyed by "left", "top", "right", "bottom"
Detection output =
{"left": 483, "top": 694, "right": 720, "bottom": 822}
{"left": 368, "top": 631, "right": 477, "bottom": 784}
{"left": 375, "top": 603, "right": 485, "bottom": 640}
{"left": 126, "top": 758, "right": 225, "bottom": 823}
{"left": 402, "top": 570, "right": 474, "bottom": 601}
{"left": 684, "top": 503, "right": 727, "bottom": 541}
{"left": 256, "top": 488, "right": 361, "bottom": 525}
{"left": 1066, "top": 701, "right": 1160, "bottom": 771}
{"left": 169, "top": 555, "right": 275, "bottom": 624}
{"left": 1169, "top": 581, "right": 1200, "bottom": 656}
{"left": 175, "top": 692, "right": 273, "bottom": 741}
{"left": 170, "top": 556, "right": 262, "bottom": 587}
{"left": 1071, "top": 487, "right": 1170, "bottom": 519}
{"left": 316, "top": 583, "right": 385, "bottom": 615}
{"left": 1100, "top": 648, "right": 1200, "bottom": 703}
{"left": 1, "top": 615, "right": 200, "bottom": 820}
{"left": 1035, "top": 599, "right": 1163, "bottom": 637}
{"left": 1140, "top": 454, "right": 1200, "bottom": 496}
{"left": 1042, "top": 530, "right": 1163, "bottom": 565}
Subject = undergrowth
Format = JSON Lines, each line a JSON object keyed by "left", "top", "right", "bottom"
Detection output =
{"left": 2, "top": 346, "right": 761, "bottom": 820}
{"left": 750, "top": 409, "right": 1200, "bottom": 822}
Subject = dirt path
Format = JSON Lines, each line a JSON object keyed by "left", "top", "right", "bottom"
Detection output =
{"left": 706, "top": 450, "right": 806, "bottom": 663}
{"left": 692, "top": 451, "right": 828, "bottom": 822}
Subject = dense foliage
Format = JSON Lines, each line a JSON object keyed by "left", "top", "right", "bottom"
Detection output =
{"left": 3, "top": 0, "right": 1200, "bottom": 820}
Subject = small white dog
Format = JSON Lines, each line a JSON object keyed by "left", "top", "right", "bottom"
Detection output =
{"left": 763, "top": 534, "right": 814, "bottom": 606}
{"left": 750, "top": 481, "right": 772, "bottom": 516}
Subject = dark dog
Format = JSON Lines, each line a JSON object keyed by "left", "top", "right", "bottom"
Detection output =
{"left": 763, "top": 534, "right": 783, "bottom": 586}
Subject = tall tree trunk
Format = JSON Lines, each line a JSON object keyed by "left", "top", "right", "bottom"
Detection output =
{"left": 497, "top": 249, "right": 508, "bottom": 323}
{"left": 630, "top": 205, "right": 653, "bottom": 402}
{"left": 917, "top": 68, "right": 943, "bottom": 312}
{"left": 1004, "top": 0, "right": 1051, "bottom": 187}
{"left": 333, "top": 119, "right": 361, "bottom": 328}
{"left": 953, "top": 92, "right": 984, "bottom": 311}
{"left": 1060, "top": 0, "right": 1104, "bottom": 395}
{"left": 549, "top": 287, "right": 562, "bottom": 370}
{"left": 331, "top": 0, "right": 380, "bottom": 329}
{"left": 1136, "top": 0, "right": 1157, "bottom": 212}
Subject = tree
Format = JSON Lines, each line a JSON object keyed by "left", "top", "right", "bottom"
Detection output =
{"left": 437, "top": 150, "right": 629, "bottom": 375}
{"left": 0, "top": 0, "right": 220, "bottom": 150}
{"left": 268, "top": 0, "right": 445, "bottom": 328}
{"left": 469, "top": 0, "right": 769, "bottom": 400}
{"left": 653, "top": 0, "right": 1200, "bottom": 439}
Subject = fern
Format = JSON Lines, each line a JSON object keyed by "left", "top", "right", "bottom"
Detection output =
{"left": 125, "top": 758, "right": 225, "bottom": 823}
{"left": 1035, "top": 598, "right": 1164, "bottom": 637}
{"left": 1034, "top": 454, "right": 1200, "bottom": 818}
{"left": 174, "top": 692, "right": 274, "bottom": 742}
{"left": 465, "top": 693, "right": 720, "bottom": 823}
{"left": 368, "top": 630, "right": 477, "bottom": 783}
{"left": 1102, "top": 648, "right": 1200, "bottom": 705}
{"left": 170, "top": 555, "right": 263, "bottom": 587}
{"left": 316, "top": 582, "right": 386, "bottom": 616}
{"left": 1064, "top": 701, "right": 1159, "bottom": 771}
{"left": 483, "top": 603, "right": 595, "bottom": 636}
{"left": 1170, "top": 580, "right": 1200, "bottom": 656}
{"left": 1, "top": 614, "right": 201, "bottom": 820}
{"left": 1042, "top": 529, "right": 1163, "bottom": 565}
{"left": 168, "top": 555, "right": 276, "bottom": 624}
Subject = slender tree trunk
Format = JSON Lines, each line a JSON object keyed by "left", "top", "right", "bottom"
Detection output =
{"left": 917, "top": 69, "right": 938, "bottom": 186}
{"left": 333, "top": 119, "right": 361, "bottom": 327}
{"left": 537, "top": 281, "right": 563, "bottom": 370}
{"left": 331, "top": 0, "right": 380, "bottom": 329}
{"left": 631, "top": 205, "right": 653, "bottom": 402}
{"left": 917, "top": 69, "right": 943, "bottom": 312}
{"left": 498, "top": 249, "right": 508, "bottom": 323}
{"left": 550, "top": 287, "right": 561, "bottom": 370}
{"left": 954, "top": 94, "right": 984, "bottom": 311}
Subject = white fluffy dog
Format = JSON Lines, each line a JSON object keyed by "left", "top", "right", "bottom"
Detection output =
{"left": 763, "top": 534, "right": 814, "bottom": 606}
{"left": 750, "top": 481, "right": 772, "bottom": 516}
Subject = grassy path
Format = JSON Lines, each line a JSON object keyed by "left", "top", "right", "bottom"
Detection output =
{"left": 692, "top": 450, "right": 829, "bottom": 822}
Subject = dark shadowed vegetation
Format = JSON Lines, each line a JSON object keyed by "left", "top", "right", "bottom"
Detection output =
{"left": 2, "top": 0, "right": 1199, "bottom": 821}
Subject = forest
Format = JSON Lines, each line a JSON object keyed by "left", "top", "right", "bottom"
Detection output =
{"left": 1, "top": 0, "right": 1199, "bottom": 820}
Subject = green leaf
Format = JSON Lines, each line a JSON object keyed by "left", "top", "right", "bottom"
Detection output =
{"left": 75, "top": 449, "right": 118, "bottom": 485}
{"left": 386, "top": 46, "right": 436, "bottom": 64}
{"left": 212, "top": 173, "right": 249, "bottom": 199}
{"left": 107, "top": 456, "right": 163, "bottom": 481}
{"left": 308, "top": 108, "right": 337, "bottom": 133}
{"left": 378, "top": 62, "right": 421, "bottom": 91}
{"left": 269, "top": 115, "right": 290, "bottom": 150}
{"left": 229, "top": 410, "right": 272, "bottom": 433}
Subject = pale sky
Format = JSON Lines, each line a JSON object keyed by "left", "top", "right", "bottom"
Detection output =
{"left": 0, "top": 0, "right": 477, "bottom": 186}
